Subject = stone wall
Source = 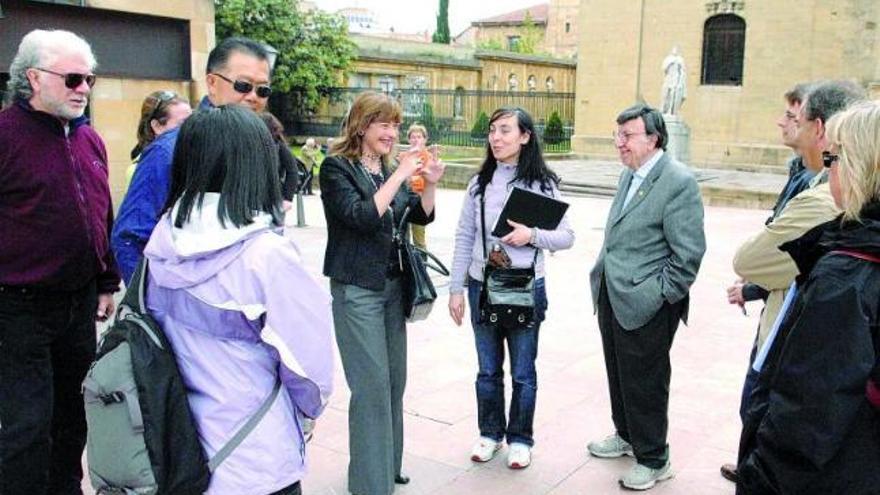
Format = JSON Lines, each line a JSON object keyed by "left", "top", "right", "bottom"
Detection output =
{"left": 573, "top": 0, "right": 880, "bottom": 169}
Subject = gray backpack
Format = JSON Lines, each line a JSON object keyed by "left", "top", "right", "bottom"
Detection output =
{"left": 83, "top": 260, "right": 280, "bottom": 494}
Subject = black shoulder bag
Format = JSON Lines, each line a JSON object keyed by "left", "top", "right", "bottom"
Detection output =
{"left": 478, "top": 191, "right": 538, "bottom": 329}
{"left": 395, "top": 199, "right": 450, "bottom": 322}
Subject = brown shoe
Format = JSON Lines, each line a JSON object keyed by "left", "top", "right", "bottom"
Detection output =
{"left": 720, "top": 463, "right": 738, "bottom": 483}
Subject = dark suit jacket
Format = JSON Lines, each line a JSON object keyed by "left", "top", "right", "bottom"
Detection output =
{"left": 589, "top": 152, "right": 706, "bottom": 330}
{"left": 320, "top": 155, "right": 433, "bottom": 291}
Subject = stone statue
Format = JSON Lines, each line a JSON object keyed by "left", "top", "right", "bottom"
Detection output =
{"left": 661, "top": 46, "right": 687, "bottom": 116}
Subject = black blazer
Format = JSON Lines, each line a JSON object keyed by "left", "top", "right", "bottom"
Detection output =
{"left": 320, "top": 154, "right": 433, "bottom": 291}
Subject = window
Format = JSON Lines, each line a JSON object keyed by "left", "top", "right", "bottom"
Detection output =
{"left": 701, "top": 14, "right": 746, "bottom": 86}
{"left": 453, "top": 87, "right": 465, "bottom": 118}
{"left": 378, "top": 75, "right": 397, "bottom": 93}
{"left": 507, "top": 35, "right": 521, "bottom": 51}
{"left": 565, "top": 22, "right": 571, "bottom": 33}
{"left": 348, "top": 73, "right": 370, "bottom": 89}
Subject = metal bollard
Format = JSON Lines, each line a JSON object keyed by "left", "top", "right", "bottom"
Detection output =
{"left": 295, "top": 191, "right": 306, "bottom": 227}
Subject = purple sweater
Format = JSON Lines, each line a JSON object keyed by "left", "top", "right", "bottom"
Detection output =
{"left": 450, "top": 162, "right": 575, "bottom": 294}
{"left": 0, "top": 101, "right": 120, "bottom": 293}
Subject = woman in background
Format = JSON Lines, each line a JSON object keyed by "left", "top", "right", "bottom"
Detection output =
{"left": 126, "top": 90, "right": 191, "bottom": 188}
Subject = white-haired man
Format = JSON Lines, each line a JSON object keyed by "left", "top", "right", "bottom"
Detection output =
{"left": 0, "top": 30, "right": 120, "bottom": 494}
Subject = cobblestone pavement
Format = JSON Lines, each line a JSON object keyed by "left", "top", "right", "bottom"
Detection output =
{"left": 85, "top": 187, "right": 770, "bottom": 495}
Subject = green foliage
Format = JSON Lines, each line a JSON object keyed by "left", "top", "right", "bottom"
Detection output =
{"left": 421, "top": 102, "right": 436, "bottom": 136}
{"left": 513, "top": 11, "right": 541, "bottom": 55}
{"left": 432, "top": 0, "right": 450, "bottom": 44}
{"left": 214, "top": 0, "right": 356, "bottom": 112}
{"left": 471, "top": 111, "right": 490, "bottom": 138}
{"left": 477, "top": 38, "right": 504, "bottom": 51}
{"left": 544, "top": 110, "right": 564, "bottom": 144}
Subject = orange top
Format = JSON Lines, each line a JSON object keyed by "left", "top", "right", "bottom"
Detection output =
{"left": 410, "top": 175, "right": 425, "bottom": 194}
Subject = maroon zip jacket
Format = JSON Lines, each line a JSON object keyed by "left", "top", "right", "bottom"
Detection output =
{"left": 0, "top": 100, "right": 120, "bottom": 293}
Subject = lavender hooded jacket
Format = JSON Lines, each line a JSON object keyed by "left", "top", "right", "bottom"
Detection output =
{"left": 143, "top": 194, "right": 334, "bottom": 494}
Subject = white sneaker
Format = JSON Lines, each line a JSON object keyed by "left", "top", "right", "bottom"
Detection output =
{"left": 507, "top": 443, "right": 531, "bottom": 469}
{"left": 619, "top": 461, "right": 674, "bottom": 490}
{"left": 470, "top": 437, "right": 502, "bottom": 462}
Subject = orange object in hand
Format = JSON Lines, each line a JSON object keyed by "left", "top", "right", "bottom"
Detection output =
{"left": 411, "top": 175, "right": 425, "bottom": 194}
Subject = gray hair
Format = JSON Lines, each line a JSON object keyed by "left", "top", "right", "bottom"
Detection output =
{"left": 802, "top": 80, "right": 866, "bottom": 124}
{"left": 6, "top": 29, "right": 97, "bottom": 105}
{"left": 616, "top": 104, "right": 668, "bottom": 151}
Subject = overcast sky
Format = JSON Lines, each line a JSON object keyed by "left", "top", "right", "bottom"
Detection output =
{"left": 309, "top": 0, "right": 545, "bottom": 37}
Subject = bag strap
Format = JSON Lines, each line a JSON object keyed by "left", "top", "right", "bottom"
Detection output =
{"left": 120, "top": 258, "right": 149, "bottom": 316}
{"left": 208, "top": 378, "right": 282, "bottom": 472}
{"left": 397, "top": 202, "right": 449, "bottom": 276}
{"left": 832, "top": 249, "right": 880, "bottom": 264}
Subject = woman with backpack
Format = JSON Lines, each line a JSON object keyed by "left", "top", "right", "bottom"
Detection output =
{"left": 143, "top": 105, "right": 334, "bottom": 495}
{"left": 448, "top": 107, "right": 574, "bottom": 469}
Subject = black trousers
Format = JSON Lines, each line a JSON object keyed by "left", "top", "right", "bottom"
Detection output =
{"left": 0, "top": 281, "right": 97, "bottom": 495}
{"left": 597, "top": 279, "right": 683, "bottom": 469}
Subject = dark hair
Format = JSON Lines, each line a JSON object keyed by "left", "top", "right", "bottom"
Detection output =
{"left": 472, "top": 106, "right": 559, "bottom": 197}
{"left": 206, "top": 37, "right": 270, "bottom": 74}
{"left": 258, "top": 111, "right": 286, "bottom": 145}
{"left": 616, "top": 104, "right": 668, "bottom": 151}
{"left": 783, "top": 83, "right": 812, "bottom": 106}
{"left": 802, "top": 80, "right": 866, "bottom": 123}
{"left": 163, "top": 105, "right": 283, "bottom": 228}
{"left": 131, "top": 90, "right": 189, "bottom": 159}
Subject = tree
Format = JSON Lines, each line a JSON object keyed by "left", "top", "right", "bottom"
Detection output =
{"left": 471, "top": 111, "right": 490, "bottom": 138}
{"left": 432, "top": 0, "right": 450, "bottom": 44}
{"left": 544, "top": 111, "right": 564, "bottom": 144}
{"left": 215, "top": 0, "right": 356, "bottom": 112}
{"left": 514, "top": 11, "right": 542, "bottom": 55}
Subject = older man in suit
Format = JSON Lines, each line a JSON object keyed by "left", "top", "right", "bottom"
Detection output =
{"left": 588, "top": 104, "right": 706, "bottom": 491}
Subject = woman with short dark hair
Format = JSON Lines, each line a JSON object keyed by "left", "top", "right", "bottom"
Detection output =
{"left": 143, "top": 105, "right": 334, "bottom": 495}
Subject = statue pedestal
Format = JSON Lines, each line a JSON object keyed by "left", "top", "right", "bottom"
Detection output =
{"left": 664, "top": 115, "right": 691, "bottom": 164}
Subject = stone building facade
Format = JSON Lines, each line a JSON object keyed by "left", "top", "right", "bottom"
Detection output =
{"left": 573, "top": 0, "right": 880, "bottom": 169}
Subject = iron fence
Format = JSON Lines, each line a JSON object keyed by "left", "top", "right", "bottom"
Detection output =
{"left": 271, "top": 87, "right": 575, "bottom": 151}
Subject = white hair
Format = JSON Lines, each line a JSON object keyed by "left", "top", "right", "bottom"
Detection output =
{"left": 6, "top": 29, "right": 97, "bottom": 105}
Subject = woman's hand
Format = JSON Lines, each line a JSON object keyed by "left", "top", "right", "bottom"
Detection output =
{"left": 391, "top": 149, "right": 423, "bottom": 181}
{"left": 448, "top": 293, "right": 465, "bottom": 326}
{"left": 421, "top": 147, "right": 446, "bottom": 185}
{"left": 500, "top": 220, "right": 533, "bottom": 247}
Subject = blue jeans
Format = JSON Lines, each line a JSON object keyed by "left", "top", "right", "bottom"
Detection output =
{"left": 467, "top": 276, "right": 547, "bottom": 447}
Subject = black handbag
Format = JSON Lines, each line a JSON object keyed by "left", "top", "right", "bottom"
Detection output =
{"left": 478, "top": 192, "right": 538, "bottom": 329}
{"left": 395, "top": 203, "right": 449, "bottom": 322}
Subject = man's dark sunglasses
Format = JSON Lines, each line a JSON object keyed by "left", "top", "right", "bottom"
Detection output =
{"left": 211, "top": 73, "right": 272, "bottom": 98}
{"left": 33, "top": 67, "right": 96, "bottom": 89}
{"left": 822, "top": 151, "right": 840, "bottom": 168}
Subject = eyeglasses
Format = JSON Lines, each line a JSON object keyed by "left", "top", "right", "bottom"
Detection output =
{"left": 822, "top": 151, "right": 840, "bottom": 168}
{"left": 612, "top": 130, "right": 647, "bottom": 143}
{"left": 146, "top": 91, "right": 178, "bottom": 123}
{"left": 33, "top": 67, "right": 96, "bottom": 89}
{"left": 211, "top": 73, "right": 272, "bottom": 98}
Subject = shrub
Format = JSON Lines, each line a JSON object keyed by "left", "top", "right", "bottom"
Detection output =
{"left": 471, "top": 111, "right": 490, "bottom": 138}
{"left": 544, "top": 110, "right": 564, "bottom": 145}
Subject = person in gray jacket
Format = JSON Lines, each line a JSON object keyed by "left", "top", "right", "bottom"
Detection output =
{"left": 587, "top": 104, "right": 706, "bottom": 491}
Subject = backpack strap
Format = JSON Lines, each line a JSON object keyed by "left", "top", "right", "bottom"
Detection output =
{"left": 832, "top": 249, "right": 880, "bottom": 264}
{"left": 120, "top": 259, "right": 149, "bottom": 315}
{"left": 208, "top": 378, "right": 282, "bottom": 472}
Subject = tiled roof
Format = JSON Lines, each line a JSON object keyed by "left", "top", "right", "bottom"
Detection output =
{"left": 474, "top": 4, "right": 548, "bottom": 26}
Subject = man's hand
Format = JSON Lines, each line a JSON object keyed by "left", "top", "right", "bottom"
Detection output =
{"left": 96, "top": 293, "right": 115, "bottom": 322}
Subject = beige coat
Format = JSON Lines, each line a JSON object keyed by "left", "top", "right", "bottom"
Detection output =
{"left": 733, "top": 180, "right": 840, "bottom": 348}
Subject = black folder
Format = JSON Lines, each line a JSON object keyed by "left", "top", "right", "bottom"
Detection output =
{"left": 491, "top": 187, "right": 569, "bottom": 237}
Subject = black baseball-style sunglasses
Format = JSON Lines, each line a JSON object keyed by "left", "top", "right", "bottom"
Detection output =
{"left": 33, "top": 67, "right": 96, "bottom": 89}
{"left": 146, "top": 91, "right": 178, "bottom": 123}
{"left": 211, "top": 73, "right": 272, "bottom": 98}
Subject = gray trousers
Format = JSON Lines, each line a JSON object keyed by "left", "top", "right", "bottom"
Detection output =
{"left": 331, "top": 278, "right": 407, "bottom": 495}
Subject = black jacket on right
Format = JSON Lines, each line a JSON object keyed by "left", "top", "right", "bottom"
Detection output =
{"left": 319, "top": 154, "right": 433, "bottom": 291}
{"left": 737, "top": 203, "right": 880, "bottom": 495}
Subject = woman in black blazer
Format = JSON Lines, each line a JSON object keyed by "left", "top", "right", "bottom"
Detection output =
{"left": 319, "top": 91, "right": 444, "bottom": 495}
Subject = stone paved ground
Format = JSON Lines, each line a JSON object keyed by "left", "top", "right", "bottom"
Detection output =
{"left": 85, "top": 185, "right": 773, "bottom": 495}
